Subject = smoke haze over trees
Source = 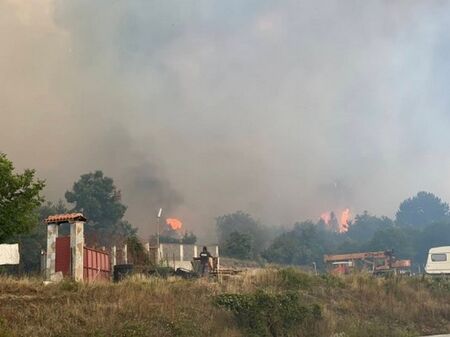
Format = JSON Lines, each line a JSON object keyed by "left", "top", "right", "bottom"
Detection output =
{"left": 396, "top": 191, "right": 450, "bottom": 229}
{"left": 3, "top": 146, "right": 450, "bottom": 272}
{"left": 2, "top": 1, "right": 450, "bottom": 237}
{"left": 262, "top": 191, "right": 450, "bottom": 269}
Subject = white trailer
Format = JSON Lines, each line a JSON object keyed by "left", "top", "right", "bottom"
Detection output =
{"left": 425, "top": 246, "right": 450, "bottom": 275}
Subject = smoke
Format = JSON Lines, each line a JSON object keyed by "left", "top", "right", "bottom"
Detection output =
{"left": 1, "top": 0, "right": 450, "bottom": 237}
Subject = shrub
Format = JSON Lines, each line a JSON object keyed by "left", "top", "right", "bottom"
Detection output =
{"left": 425, "top": 276, "right": 450, "bottom": 293}
{"left": 319, "top": 273, "right": 345, "bottom": 289}
{"left": 278, "top": 268, "right": 313, "bottom": 290}
{"left": 215, "top": 290, "right": 321, "bottom": 337}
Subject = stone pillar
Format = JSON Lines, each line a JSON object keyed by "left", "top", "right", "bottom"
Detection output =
{"left": 215, "top": 245, "right": 220, "bottom": 272}
{"left": 159, "top": 244, "right": 163, "bottom": 261}
{"left": 180, "top": 244, "right": 184, "bottom": 262}
{"left": 111, "top": 246, "right": 117, "bottom": 267}
{"left": 194, "top": 245, "right": 198, "bottom": 258}
{"left": 40, "top": 250, "right": 47, "bottom": 277}
{"left": 46, "top": 224, "right": 58, "bottom": 279}
{"left": 144, "top": 242, "right": 150, "bottom": 259}
{"left": 123, "top": 244, "right": 128, "bottom": 264}
{"left": 70, "top": 221, "right": 84, "bottom": 282}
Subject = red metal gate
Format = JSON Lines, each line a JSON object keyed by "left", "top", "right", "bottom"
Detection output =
{"left": 83, "top": 246, "right": 111, "bottom": 282}
{"left": 55, "top": 236, "right": 71, "bottom": 277}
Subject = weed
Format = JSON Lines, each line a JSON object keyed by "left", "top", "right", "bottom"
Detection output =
{"left": 59, "top": 279, "right": 79, "bottom": 292}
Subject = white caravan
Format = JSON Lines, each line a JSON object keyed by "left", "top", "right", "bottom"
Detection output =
{"left": 425, "top": 246, "right": 450, "bottom": 275}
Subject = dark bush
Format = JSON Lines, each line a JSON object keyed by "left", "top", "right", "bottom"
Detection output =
{"left": 278, "top": 268, "right": 314, "bottom": 290}
{"left": 215, "top": 290, "right": 321, "bottom": 337}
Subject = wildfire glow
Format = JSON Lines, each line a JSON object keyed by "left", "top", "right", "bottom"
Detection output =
{"left": 339, "top": 208, "right": 350, "bottom": 233}
{"left": 320, "top": 212, "right": 331, "bottom": 225}
{"left": 319, "top": 209, "right": 351, "bottom": 233}
{"left": 166, "top": 218, "right": 183, "bottom": 230}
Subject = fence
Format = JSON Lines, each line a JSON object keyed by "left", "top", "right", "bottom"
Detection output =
{"left": 55, "top": 236, "right": 111, "bottom": 281}
{"left": 83, "top": 246, "right": 111, "bottom": 282}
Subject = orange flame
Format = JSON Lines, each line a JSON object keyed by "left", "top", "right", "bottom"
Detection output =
{"left": 320, "top": 212, "right": 331, "bottom": 225}
{"left": 340, "top": 208, "right": 350, "bottom": 233}
{"left": 166, "top": 218, "right": 183, "bottom": 230}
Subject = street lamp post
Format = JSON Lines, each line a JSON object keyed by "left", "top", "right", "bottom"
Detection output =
{"left": 156, "top": 208, "right": 162, "bottom": 260}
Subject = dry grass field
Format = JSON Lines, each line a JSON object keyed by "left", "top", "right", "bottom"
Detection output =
{"left": 0, "top": 269, "right": 450, "bottom": 337}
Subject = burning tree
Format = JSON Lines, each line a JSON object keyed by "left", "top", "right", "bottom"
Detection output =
{"left": 320, "top": 209, "right": 351, "bottom": 233}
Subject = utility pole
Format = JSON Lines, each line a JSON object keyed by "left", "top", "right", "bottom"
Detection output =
{"left": 156, "top": 208, "right": 162, "bottom": 260}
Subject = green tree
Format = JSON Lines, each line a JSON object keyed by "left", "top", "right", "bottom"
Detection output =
{"left": 0, "top": 153, "right": 45, "bottom": 243}
{"left": 415, "top": 222, "right": 450, "bottom": 265}
{"left": 216, "top": 211, "right": 269, "bottom": 259}
{"left": 366, "top": 226, "right": 418, "bottom": 259}
{"left": 126, "top": 235, "right": 149, "bottom": 265}
{"left": 396, "top": 191, "right": 449, "bottom": 228}
{"left": 65, "top": 171, "right": 136, "bottom": 245}
{"left": 262, "top": 221, "right": 325, "bottom": 266}
{"left": 346, "top": 211, "right": 394, "bottom": 242}
{"left": 182, "top": 232, "right": 197, "bottom": 244}
{"left": 157, "top": 232, "right": 197, "bottom": 244}
{"left": 223, "top": 231, "right": 252, "bottom": 259}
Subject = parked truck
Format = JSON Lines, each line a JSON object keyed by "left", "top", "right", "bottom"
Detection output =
{"left": 324, "top": 250, "right": 411, "bottom": 275}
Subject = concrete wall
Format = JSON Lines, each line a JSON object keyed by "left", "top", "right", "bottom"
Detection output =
{"left": 160, "top": 243, "right": 182, "bottom": 261}
{"left": 158, "top": 244, "right": 219, "bottom": 271}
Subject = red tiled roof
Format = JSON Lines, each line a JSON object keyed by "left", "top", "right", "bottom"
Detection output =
{"left": 44, "top": 213, "right": 87, "bottom": 224}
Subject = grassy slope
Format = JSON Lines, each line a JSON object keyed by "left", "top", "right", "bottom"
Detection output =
{"left": 0, "top": 269, "right": 450, "bottom": 337}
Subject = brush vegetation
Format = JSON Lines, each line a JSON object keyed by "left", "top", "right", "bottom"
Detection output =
{"left": 0, "top": 269, "right": 450, "bottom": 337}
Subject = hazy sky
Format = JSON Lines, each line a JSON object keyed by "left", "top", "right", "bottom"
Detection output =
{"left": 1, "top": 0, "right": 450, "bottom": 237}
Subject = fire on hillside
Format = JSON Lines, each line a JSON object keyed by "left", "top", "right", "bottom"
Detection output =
{"left": 320, "top": 208, "right": 351, "bottom": 233}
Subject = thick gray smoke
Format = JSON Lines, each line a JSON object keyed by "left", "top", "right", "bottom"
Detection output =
{"left": 1, "top": 0, "right": 450, "bottom": 237}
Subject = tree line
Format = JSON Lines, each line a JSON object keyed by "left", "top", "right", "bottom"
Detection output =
{"left": 2, "top": 152, "right": 450, "bottom": 273}
{"left": 217, "top": 192, "right": 450, "bottom": 270}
